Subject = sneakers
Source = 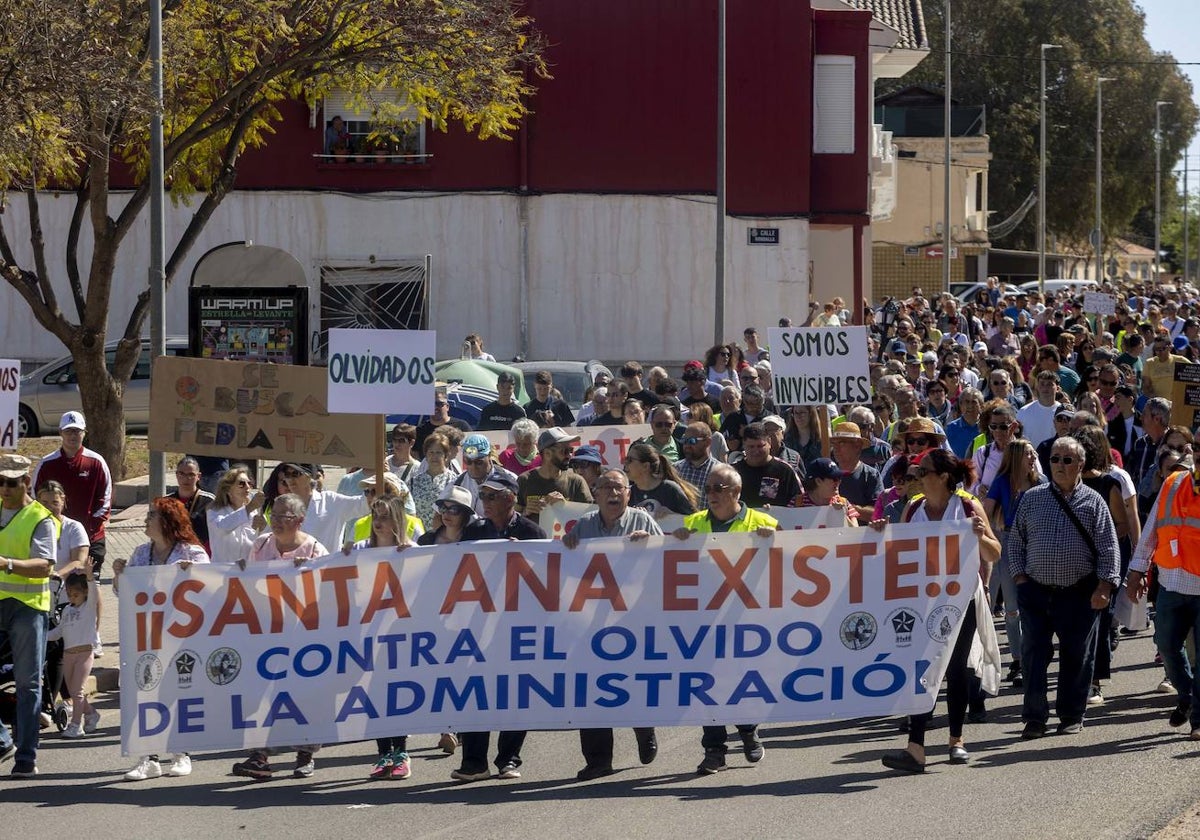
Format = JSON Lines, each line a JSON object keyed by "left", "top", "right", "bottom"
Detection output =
{"left": 11, "top": 761, "right": 37, "bottom": 778}
{"left": 740, "top": 730, "right": 764, "bottom": 763}
{"left": 369, "top": 753, "right": 395, "bottom": 780}
{"left": 438, "top": 732, "right": 459, "bottom": 754}
{"left": 389, "top": 752, "right": 411, "bottom": 780}
{"left": 165, "top": 755, "right": 192, "bottom": 777}
{"left": 125, "top": 757, "right": 163, "bottom": 781}
{"left": 1158, "top": 678, "right": 1177, "bottom": 694}
{"left": 83, "top": 710, "right": 101, "bottom": 734}
{"left": 232, "top": 752, "right": 273, "bottom": 780}
{"left": 293, "top": 751, "right": 315, "bottom": 779}
{"left": 93, "top": 641, "right": 104, "bottom": 659}
{"left": 1170, "top": 703, "right": 1191, "bottom": 728}
{"left": 697, "top": 752, "right": 726, "bottom": 774}
{"left": 450, "top": 767, "right": 492, "bottom": 782}
{"left": 1057, "top": 720, "right": 1084, "bottom": 735}
{"left": 61, "top": 722, "right": 85, "bottom": 738}
{"left": 1087, "top": 685, "right": 1105, "bottom": 706}
{"left": 1021, "top": 721, "right": 1047, "bottom": 740}
{"left": 497, "top": 762, "right": 521, "bottom": 780}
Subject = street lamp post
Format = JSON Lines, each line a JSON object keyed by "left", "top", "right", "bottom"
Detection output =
{"left": 714, "top": 0, "right": 726, "bottom": 347}
{"left": 942, "top": 0, "right": 952, "bottom": 293}
{"left": 1038, "top": 43, "right": 1061, "bottom": 295}
{"left": 1094, "top": 77, "right": 1114, "bottom": 284}
{"left": 1155, "top": 100, "right": 1172, "bottom": 290}
{"left": 148, "top": 0, "right": 166, "bottom": 498}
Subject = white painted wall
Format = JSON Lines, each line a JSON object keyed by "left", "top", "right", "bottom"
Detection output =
{"left": 1, "top": 191, "right": 809, "bottom": 365}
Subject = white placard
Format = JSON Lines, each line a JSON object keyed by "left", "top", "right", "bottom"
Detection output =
{"left": 0, "top": 359, "right": 19, "bottom": 449}
{"left": 1083, "top": 292, "right": 1117, "bottom": 316}
{"left": 767, "top": 326, "right": 871, "bottom": 406}
{"left": 118, "top": 523, "right": 980, "bottom": 755}
{"left": 326, "top": 329, "right": 436, "bottom": 414}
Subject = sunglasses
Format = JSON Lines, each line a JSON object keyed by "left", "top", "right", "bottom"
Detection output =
{"left": 990, "top": 380, "right": 1007, "bottom": 386}
{"left": 281, "top": 469, "right": 304, "bottom": 479}
{"left": 652, "top": 421, "right": 674, "bottom": 429}
{"left": 234, "top": 479, "right": 252, "bottom": 487}
{"left": 988, "top": 423, "right": 1011, "bottom": 431}
{"left": 906, "top": 436, "right": 930, "bottom": 447}
{"left": 478, "top": 491, "right": 504, "bottom": 501}
{"left": 1049, "top": 455, "right": 1078, "bottom": 465}
{"left": 1, "top": 477, "right": 25, "bottom": 488}
{"left": 1087, "top": 375, "right": 1099, "bottom": 382}
{"left": 682, "top": 436, "right": 709, "bottom": 445}
{"left": 1099, "top": 379, "right": 1118, "bottom": 386}
{"left": 704, "top": 483, "right": 732, "bottom": 493}
{"left": 719, "top": 351, "right": 731, "bottom": 358}
{"left": 944, "top": 371, "right": 960, "bottom": 378}
{"left": 872, "top": 404, "right": 888, "bottom": 411}
{"left": 434, "top": 400, "right": 448, "bottom": 407}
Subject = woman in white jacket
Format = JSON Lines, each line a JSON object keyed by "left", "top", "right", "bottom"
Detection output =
{"left": 205, "top": 466, "right": 263, "bottom": 564}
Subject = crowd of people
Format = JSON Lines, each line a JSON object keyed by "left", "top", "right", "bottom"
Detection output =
{"left": 2, "top": 278, "right": 1200, "bottom": 784}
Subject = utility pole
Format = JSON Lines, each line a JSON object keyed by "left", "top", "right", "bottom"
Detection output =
{"left": 942, "top": 0, "right": 952, "bottom": 292}
{"left": 1155, "top": 100, "right": 1172, "bottom": 290}
{"left": 714, "top": 0, "right": 726, "bottom": 347}
{"left": 1038, "top": 44, "right": 1061, "bottom": 294}
{"left": 1094, "top": 77, "right": 1114, "bottom": 283}
{"left": 148, "top": 0, "right": 166, "bottom": 498}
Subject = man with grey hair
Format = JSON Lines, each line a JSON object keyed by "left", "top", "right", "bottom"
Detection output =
{"left": 166, "top": 456, "right": 215, "bottom": 549}
{"left": 1008, "top": 436, "right": 1120, "bottom": 738}
{"left": 563, "top": 469, "right": 662, "bottom": 780}
{"left": 987, "top": 316, "right": 1020, "bottom": 357}
{"left": 1131, "top": 397, "right": 1172, "bottom": 519}
{"left": 846, "top": 406, "right": 891, "bottom": 468}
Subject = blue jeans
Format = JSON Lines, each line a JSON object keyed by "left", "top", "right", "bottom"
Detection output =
{"left": 993, "top": 532, "right": 1022, "bottom": 661}
{"left": 0, "top": 598, "right": 48, "bottom": 765}
{"left": 1017, "top": 578, "right": 1099, "bottom": 726}
{"left": 1153, "top": 588, "right": 1200, "bottom": 726}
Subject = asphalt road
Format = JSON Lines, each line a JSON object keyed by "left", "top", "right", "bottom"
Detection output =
{"left": 6, "top": 514, "right": 1199, "bottom": 839}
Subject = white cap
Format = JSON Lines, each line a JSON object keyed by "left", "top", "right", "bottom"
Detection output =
{"left": 59, "top": 411, "right": 86, "bottom": 431}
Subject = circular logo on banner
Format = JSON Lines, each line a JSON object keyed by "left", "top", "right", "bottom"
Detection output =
{"left": 135, "top": 653, "right": 164, "bottom": 691}
{"left": 886, "top": 607, "right": 921, "bottom": 648}
{"left": 206, "top": 648, "right": 243, "bottom": 686}
{"left": 172, "top": 650, "right": 199, "bottom": 689}
{"left": 840, "top": 611, "right": 878, "bottom": 650}
{"left": 927, "top": 605, "right": 963, "bottom": 643}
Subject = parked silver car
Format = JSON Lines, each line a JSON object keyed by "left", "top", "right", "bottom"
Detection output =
{"left": 18, "top": 338, "right": 190, "bottom": 438}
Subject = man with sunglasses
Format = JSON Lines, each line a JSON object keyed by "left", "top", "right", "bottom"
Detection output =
{"left": 414, "top": 391, "right": 454, "bottom": 454}
{"left": 620, "top": 361, "right": 660, "bottom": 410}
{"left": 0, "top": 453, "right": 56, "bottom": 778}
{"left": 670, "top": 463, "right": 777, "bottom": 774}
{"left": 516, "top": 428, "right": 592, "bottom": 518}
{"left": 1009, "top": 436, "right": 1120, "bottom": 738}
{"left": 673, "top": 423, "right": 721, "bottom": 508}
{"left": 454, "top": 471, "right": 546, "bottom": 782}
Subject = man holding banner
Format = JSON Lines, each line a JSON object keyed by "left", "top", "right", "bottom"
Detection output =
{"left": 563, "top": 469, "right": 663, "bottom": 780}
{"left": 454, "top": 471, "right": 548, "bottom": 782}
{"left": 673, "top": 463, "right": 778, "bottom": 774}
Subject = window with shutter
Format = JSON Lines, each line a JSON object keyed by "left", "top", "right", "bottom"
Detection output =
{"left": 813, "top": 56, "right": 856, "bottom": 155}
{"left": 321, "top": 88, "right": 427, "bottom": 163}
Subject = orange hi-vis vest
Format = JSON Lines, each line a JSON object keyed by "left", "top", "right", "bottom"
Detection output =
{"left": 1152, "top": 471, "right": 1200, "bottom": 577}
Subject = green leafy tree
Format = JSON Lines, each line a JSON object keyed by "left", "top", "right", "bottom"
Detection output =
{"left": 0, "top": 0, "right": 545, "bottom": 474}
{"left": 882, "top": 0, "right": 1197, "bottom": 256}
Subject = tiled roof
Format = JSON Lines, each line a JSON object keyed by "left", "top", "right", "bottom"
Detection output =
{"left": 844, "top": 0, "right": 928, "bottom": 51}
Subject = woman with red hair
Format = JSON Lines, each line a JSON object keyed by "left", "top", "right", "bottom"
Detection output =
{"left": 112, "top": 496, "right": 210, "bottom": 782}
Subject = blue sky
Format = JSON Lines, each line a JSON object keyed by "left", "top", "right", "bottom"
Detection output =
{"left": 1139, "top": 0, "right": 1199, "bottom": 183}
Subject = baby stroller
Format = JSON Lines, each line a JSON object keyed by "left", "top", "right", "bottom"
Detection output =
{"left": 0, "top": 598, "right": 69, "bottom": 734}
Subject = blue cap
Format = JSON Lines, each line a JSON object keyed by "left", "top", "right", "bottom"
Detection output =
{"left": 807, "top": 458, "right": 844, "bottom": 481}
{"left": 462, "top": 433, "right": 492, "bottom": 460}
{"left": 480, "top": 469, "right": 519, "bottom": 494}
{"left": 569, "top": 445, "right": 603, "bottom": 465}
{"left": 1173, "top": 336, "right": 1190, "bottom": 352}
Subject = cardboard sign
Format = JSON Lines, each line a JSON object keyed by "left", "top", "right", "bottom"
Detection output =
{"left": 1170, "top": 362, "right": 1200, "bottom": 430}
{"left": 119, "top": 523, "right": 980, "bottom": 755}
{"left": 327, "top": 328, "right": 436, "bottom": 415}
{"left": 149, "top": 356, "right": 376, "bottom": 467}
{"left": 480, "top": 424, "right": 651, "bottom": 468}
{"left": 0, "top": 358, "right": 18, "bottom": 449}
{"left": 1083, "top": 291, "right": 1117, "bottom": 316}
{"left": 767, "top": 326, "right": 871, "bottom": 406}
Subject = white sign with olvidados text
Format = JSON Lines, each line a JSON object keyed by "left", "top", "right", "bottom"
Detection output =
{"left": 0, "top": 359, "right": 19, "bottom": 449}
{"left": 326, "top": 329, "right": 436, "bottom": 415}
{"left": 767, "top": 326, "right": 871, "bottom": 406}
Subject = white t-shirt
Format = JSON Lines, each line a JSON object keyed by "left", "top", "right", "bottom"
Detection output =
{"left": 1016, "top": 400, "right": 1059, "bottom": 447}
{"left": 49, "top": 590, "right": 99, "bottom": 649}
{"left": 54, "top": 515, "right": 90, "bottom": 573}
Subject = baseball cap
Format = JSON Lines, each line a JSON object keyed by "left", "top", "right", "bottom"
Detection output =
{"left": 922, "top": 351, "right": 938, "bottom": 364}
{"left": 569, "top": 444, "right": 603, "bottom": 466}
{"left": 0, "top": 453, "right": 31, "bottom": 479}
{"left": 972, "top": 341, "right": 988, "bottom": 352}
{"left": 888, "top": 339, "right": 906, "bottom": 356}
{"left": 905, "top": 355, "right": 921, "bottom": 365}
{"left": 761, "top": 415, "right": 787, "bottom": 432}
{"left": 807, "top": 458, "right": 844, "bottom": 481}
{"left": 462, "top": 434, "right": 493, "bottom": 460}
{"left": 279, "top": 462, "right": 315, "bottom": 478}
{"left": 1054, "top": 404, "right": 1076, "bottom": 420}
{"left": 360, "top": 471, "right": 405, "bottom": 495}
{"left": 59, "top": 411, "right": 86, "bottom": 431}
{"left": 537, "top": 427, "right": 581, "bottom": 451}
{"left": 1174, "top": 336, "right": 1190, "bottom": 352}
{"left": 480, "top": 470, "right": 519, "bottom": 494}
{"left": 435, "top": 485, "right": 476, "bottom": 516}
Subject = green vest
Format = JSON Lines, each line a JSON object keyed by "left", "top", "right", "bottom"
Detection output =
{"left": 352, "top": 513, "right": 423, "bottom": 544}
{"left": 0, "top": 501, "right": 54, "bottom": 612}
{"left": 684, "top": 505, "right": 779, "bottom": 533}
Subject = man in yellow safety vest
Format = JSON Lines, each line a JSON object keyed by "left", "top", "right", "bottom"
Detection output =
{"left": 0, "top": 453, "right": 56, "bottom": 778}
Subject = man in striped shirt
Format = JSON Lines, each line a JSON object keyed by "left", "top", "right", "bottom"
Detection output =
{"left": 1008, "top": 436, "right": 1120, "bottom": 739}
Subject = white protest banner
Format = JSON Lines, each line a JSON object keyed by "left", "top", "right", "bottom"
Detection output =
{"left": 327, "top": 328, "right": 436, "bottom": 414}
{"left": 0, "top": 359, "right": 18, "bottom": 449}
{"left": 767, "top": 326, "right": 870, "bottom": 406}
{"left": 481, "top": 424, "right": 650, "bottom": 468}
{"left": 540, "top": 503, "right": 842, "bottom": 539}
{"left": 119, "top": 523, "right": 979, "bottom": 756}
{"left": 1083, "top": 291, "right": 1117, "bottom": 316}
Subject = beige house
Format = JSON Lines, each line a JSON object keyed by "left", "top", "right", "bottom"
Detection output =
{"left": 870, "top": 86, "right": 991, "bottom": 300}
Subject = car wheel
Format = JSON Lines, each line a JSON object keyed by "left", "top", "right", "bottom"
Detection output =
{"left": 18, "top": 405, "right": 38, "bottom": 439}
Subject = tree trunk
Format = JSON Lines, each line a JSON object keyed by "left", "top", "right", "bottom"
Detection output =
{"left": 71, "top": 342, "right": 128, "bottom": 482}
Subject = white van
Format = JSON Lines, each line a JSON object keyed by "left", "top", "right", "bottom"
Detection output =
{"left": 1017, "top": 278, "right": 1102, "bottom": 297}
